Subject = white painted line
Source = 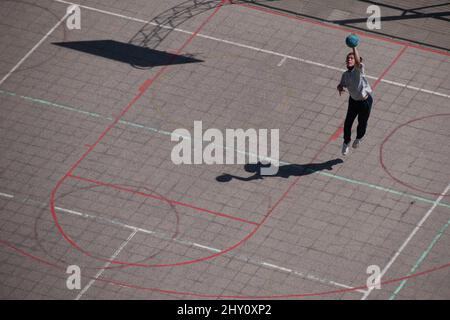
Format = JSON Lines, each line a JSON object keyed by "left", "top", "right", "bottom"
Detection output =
{"left": 198, "top": 32, "right": 345, "bottom": 72}
{"left": 361, "top": 182, "right": 450, "bottom": 300}
{"left": 75, "top": 229, "right": 138, "bottom": 300}
{"left": 277, "top": 56, "right": 287, "bottom": 67}
{"left": 54, "top": 0, "right": 147, "bottom": 23}
{"left": 295, "top": 271, "right": 364, "bottom": 292}
{"left": 262, "top": 262, "right": 292, "bottom": 273}
{"left": 51, "top": 0, "right": 450, "bottom": 99}
{"left": 55, "top": 206, "right": 83, "bottom": 216}
{"left": 249, "top": 258, "right": 364, "bottom": 292}
{"left": 0, "top": 192, "right": 14, "bottom": 199}
{"left": 261, "top": 262, "right": 367, "bottom": 293}
{"left": 55, "top": 206, "right": 152, "bottom": 234}
{"left": 55, "top": 207, "right": 221, "bottom": 254}
{"left": 0, "top": 12, "right": 69, "bottom": 87}
{"left": 192, "top": 243, "right": 221, "bottom": 253}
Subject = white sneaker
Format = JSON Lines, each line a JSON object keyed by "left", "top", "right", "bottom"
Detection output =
{"left": 352, "top": 138, "right": 361, "bottom": 149}
{"left": 342, "top": 143, "right": 349, "bottom": 156}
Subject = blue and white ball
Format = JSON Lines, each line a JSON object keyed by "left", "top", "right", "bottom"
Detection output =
{"left": 345, "top": 34, "right": 360, "bottom": 48}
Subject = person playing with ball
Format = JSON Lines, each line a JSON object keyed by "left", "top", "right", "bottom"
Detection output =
{"left": 337, "top": 34, "right": 373, "bottom": 156}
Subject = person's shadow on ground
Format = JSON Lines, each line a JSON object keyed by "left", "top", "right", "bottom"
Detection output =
{"left": 216, "top": 159, "right": 344, "bottom": 182}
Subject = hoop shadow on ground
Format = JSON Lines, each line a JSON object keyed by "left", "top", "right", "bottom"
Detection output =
{"left": 216, "top": 159, "right": 344, "bottom": 182}
{"left": 53, "top": 40, "right": 203, "bottom": 68}
{"left": 127, "top": 0, "right": 273, "bottom": 68}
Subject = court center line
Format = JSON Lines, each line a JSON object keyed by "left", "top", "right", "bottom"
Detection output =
{"left": 0, "top": 191, "right": 363, "bottom": 293}
{"left": 2, "top": 88, "right": 450, "bottom": 211}
{"left": 0, "top": 11, "right": 69, "bottom": 87}
{"left": 361, "top": 182, "right": 450, "bottom": 300}
{"left": 75, "top": 228, "right": 138, "bottom": 300}
{"left": 50, "top": 0, "right": 450, "bottom": 99}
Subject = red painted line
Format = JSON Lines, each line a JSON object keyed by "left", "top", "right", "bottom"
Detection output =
{"left": 236, "top": 2, "right": 450, "bottom": 58}
{"left": 380, "top": 113, "right": 450, "bottom": 197}
{"left": 68, "top": 174, "right": 259, "bottom": 226}
{"left": 372, "top": 45, "right": 408, "bottom": 89}
{"left": 330, "top": 127, "right": 344, "bottom": 142}
{"left": 0, "top": 240, "right": 61, "bottom": 270}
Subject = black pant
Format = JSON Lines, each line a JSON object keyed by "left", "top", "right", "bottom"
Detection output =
{"left": 343, "top": 94, "right": 373, "bottom": 144}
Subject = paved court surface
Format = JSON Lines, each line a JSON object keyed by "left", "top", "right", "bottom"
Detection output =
{"left": 0, "top": 0, "right": 449, "bottom": 300}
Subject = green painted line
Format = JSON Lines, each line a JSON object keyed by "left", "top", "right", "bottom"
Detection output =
{"left": 2, "top": 88, "right": 450, "bottom": 209}
{"left": 389, "top": 217, "right": 450, "bottom": 300}
{"left": 318, "top": 171, "right": 450, "bottom": 209}
{"left": 1, "top": 90, "right": 16, "bottom": 97}
{"left": 22, "top": 95, "right": 104, "bottom": 119}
